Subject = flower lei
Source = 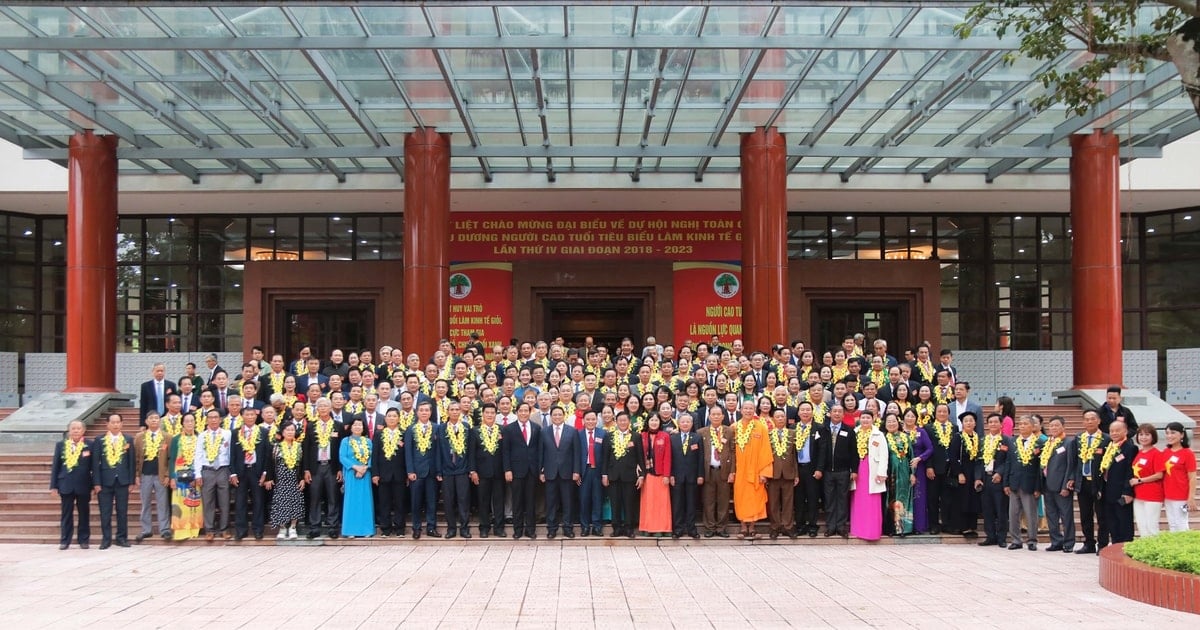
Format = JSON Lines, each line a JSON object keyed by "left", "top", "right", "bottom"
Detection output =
{"left": 1040, "top": 436, "right": 1063, "bottom": 468}
{"left": 961, "top": 432, "right": 979, "bottom": 461}
{"left": 479, "top": 424, "right": 501, "bottom": 454}
{"left": 856, "top": 429, "right": 870, "bottom": 459}
{"left": 414, "top": 423, "right": 433, "bottom": 454}
{"left": 1079, "top": 432, "right": 1100, "bottom": 463}
{"left": 270, "top": 371, "right": 285, "bottom": 393}
{"left": 316, "top": 420, "right": 334, "bottom": 449}
{"left": 397, "top": 410, "right": 415, "bottom": 433}
{"left": 709, "top": 426, "right": 725, "bottom": 454}
{"left": 916, "top": 362, "right": 934, "bottom": 383}
{"left": 236, "top": 425, "right": 260, "bottom": 458}
{"left": 932, "top": 421, "right": 953, "bottom": 449}
{"left": 982, "top": 434, "right": 1003, "bottom": 466}
{"left": 915, "top": 402, "right": 934, "bottom": 427}
{"left": 446, "top": 422, "right": 467, "bottom": 456}
{"left": 104, "top": 435, "right": 125, "bottom": 468}
{"left": 1015, "top": 435, "right": 1037, "bottom": 465}
{"left": 869, "top": 370, "right": 888, "bottom": 389}
{"left": 735, "top": 419, "right": 758, "bottom": 451}
{"left": 381, "top": 427, "right": 403, "bottom": 459}
{"left": 222, "top": 415, "right": 238, "bottom": 432}
{"left": 794, "top": 422, "right": 813, "bottom": 452}
{"left": 933, "top": 386, "right": 952, "bottom": 405}
{"left": 832, "top": 365, "right": 848, "bottom": 383}
{"left": 162, "top": 414, "right": 183, "bottom": 437}
{"left": 680, "top": 432, "right": 692, "bottom": 455}
{"left": 349, "top": 436, "right": 371, "bottom": 465}
{"left": 177, "top": 434, "right": 197, "bottom": 469}
{"left": 203, "top": 431, "right": 222, "bottom": 462}
{"left": 886, "top": 432, "right": 909, "bottom": 458}
{"left": 1099, "top": 440, "right": 1122, "bottom": 474}
{"left": 769, "top": 428, "right": 789, "bottom": 458}
{"left": 279, "top": 440, "right": 301, "bottom": 469}
{"left": 812, "top": 404, "right": 827, "bottom": 425}
{"left": 266, "top": 423, "right": 279, "bottom": 443}
{"left": 612, "top": 431, "right": 631, "bottom": 459}
{"left": 144, "top": 431, "right": 163, "bottom": 461}
{"left": 62, "top": 439, "right": 85, "bottom": 471}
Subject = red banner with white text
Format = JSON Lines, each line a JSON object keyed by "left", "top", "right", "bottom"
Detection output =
{"left": 672, "top": 262, "right": 743, "bottom": 348}
{"left": 449, "top": 263, "right": 513, "bottom": 352}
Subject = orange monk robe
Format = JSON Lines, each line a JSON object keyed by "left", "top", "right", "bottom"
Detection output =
{"left": 732, "top": 418, "right": 773, "bottom": 522}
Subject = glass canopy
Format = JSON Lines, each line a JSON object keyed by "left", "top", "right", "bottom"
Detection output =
{"left": 0, "top": 1, "right": 1193, "bottom": 183}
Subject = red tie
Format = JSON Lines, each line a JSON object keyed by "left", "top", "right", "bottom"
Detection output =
{"left": 521, "top": 422, "right": 528, "bottom": 444}
{"left": 587, "top": 431, "right": 594, "bottom": 467}
{"left": 555, "top": 426, "right": 561, "bottom": 447}
{"left": 220, "top": 392, "right": 226, "bottom": 409}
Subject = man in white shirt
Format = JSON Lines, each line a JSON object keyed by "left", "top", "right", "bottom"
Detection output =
{"left": 194, "top": 409, "right": 232, "bottom": 541}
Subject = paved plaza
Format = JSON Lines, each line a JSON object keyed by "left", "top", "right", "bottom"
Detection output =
{"left": 0, "top": 542, "right": 1193, "bottom": 628}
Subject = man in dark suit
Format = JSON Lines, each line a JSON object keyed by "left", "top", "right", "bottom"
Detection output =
{"left": 239, "top": 380, "right": 263, "bottom": 415}
{"left": 1041, "top": 416, "right": 1079, "bottom": 552}
{"left": 296, "top": 358, "right": 329, "bottom": 395}
{"left": 821, "top": 405, "right": 859, "bottom": 538}
{"left": 372, "top": 407, "right": 408, "bottom": 537}
{"left": 471, "top": 403, "right": 506, "bottom": 538}
{"left": 669, "top": 413, "right": 703, "bottom": 539}
{"left": 208, "top": 370, "right": 235, "bottom": 413}
{"left": 51, "top": 420, "right": 93, "bottom": 549}
{"left": 792, "top": 401, "right": 828, "bottom": 538}
{"left": 436, "top": 401, "right": 475, "bottom": 539}
{"left": 602, "top": 411, "right": 643, "bottom": 538}
{"left": 354, "top": 394, "right": 386, "bottom": 440}
{"left": 302, "top": 398, "right": 342, "bottom": 539}
{"left": 977, "top": 413, "right": 1010, "bottom": 547}
{"left": 926, "top": 403, "right": 962, "bottom": 534}
{"left": 539, "top": 406, "right": 579, "bottom": 539}
{"left": 405, "top": 401, "right": 441, "bottom": 539}
{"left": 139, "top": 362, "right": 176, "bottom": 426}
{"left": 91, "top": 412, "right": 135, "bottom": 549}
{"left": 230, "top": 409, "right": 270, "bottom": 541}
{"left": 1072, "top": 410, "right": 1109, "bottom": 554}
{"left": 502, "top": 403, "right": 541, "bottom": 539}
{"left": 177, "top": 379, "right": 199, "bottom": 415}
{"left": 765, "top": 408, "right": 799, "bottom": 540}
{"left": 576, "top": 409, "right": 606, "bottom": 537}
{"left": 1099, "top": 420, "right": 1138, "bottom": 547}
{"left": 1004, "top": 416, "right": 1042, "bottom": 550}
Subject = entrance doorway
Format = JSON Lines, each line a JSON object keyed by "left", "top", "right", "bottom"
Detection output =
{"left": 543, "top": 297, "right": 644, "bottom": 349}
{"left": 274, "top": 299, "right": 374, "bottom": 359}
{"left": 811, "top": 301, "right": 906, "bottom": 355}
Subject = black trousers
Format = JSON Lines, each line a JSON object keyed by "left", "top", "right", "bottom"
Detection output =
{"left": 307, "top": 462, "right": 341, "bottom": 530}
{"left": 377, "top": 479, "right": 407, "bottom": 532}
{"left": 823, "top": 470, "right": 850, "bottom": 534}
{"left": 1078, "top": 478, "right": 1106, "bottom": 545}
{"left": 509, "top": 474, "right": 538, "bottom": 535}
{"left": 97, "top": 484, "right": 129, "bottom": 544}
{"left": 981, "top": 479, "right": 1008, "bottom": 543}
{"left": 793, "top": 463, "right": 821, "bottom": 531}
{"left": 59, "top": 492, "right": 90, "bottom": 545}
{"left": 441, "top": 473, "right": 471, "bottom": 531}
{"left": 234, "top": 479, "right": 266, "bottom": 537}
{"left": 544, "top": 477, "right": 575, "bottom": 533}
{"left": 926, "top": 471, "right": 947, "bottom": 531}
{"left": 670, "top": 480, "right": 698, "bottom": 535}
{"left": 609, "top": 480, "right": 636, "bottom": 533}
{"left": 477, "top": 476, "right": 505, "bottom": 533}
{"left": 410, "top": 475, "right": 438, "bottom": 531}
{"left": 1102, "top": 497, "right": 1134, "bottom": 545}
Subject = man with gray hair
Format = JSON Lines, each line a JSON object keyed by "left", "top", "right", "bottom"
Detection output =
{"left": 139, "top": 363, "right": 176, "bottom": 426}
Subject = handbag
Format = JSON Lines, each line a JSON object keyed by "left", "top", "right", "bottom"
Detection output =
{"left": 175, "top": 469, "right": 195, "bottom": 484}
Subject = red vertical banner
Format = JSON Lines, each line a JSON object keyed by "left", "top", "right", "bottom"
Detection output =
{"left": 672, "top": 262, "right": 743, "bottom": 347}
{"left": 448, "top": 263, "right": 513, "bottom": 352}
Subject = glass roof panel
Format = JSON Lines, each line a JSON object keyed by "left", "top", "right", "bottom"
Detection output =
{"left": 635, "top": 6, "right": 704, "bottom": 37}
{"left": 497, "top": 5, "right": 564, "bottom": 37}
{"left": 701, "top": 5, "right": 775, "bottom": 36}
{"left": 569, "top": 4, "right": 633, "bottom": 36}
{"left": 143, "top": 7, "right": 232, "bottom": 36}
{"left": 425, "top": 5, "right": 497, "bottom": 37}
{"left": 287, "top": 6, "right": 365, "bottom": 37}
{"left": 217, "top": 7, "right": 299, "bottom": 37}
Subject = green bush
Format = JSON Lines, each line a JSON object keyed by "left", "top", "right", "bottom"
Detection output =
{"left": 1124, "top": 531, "right": 1200, "bottom": 576}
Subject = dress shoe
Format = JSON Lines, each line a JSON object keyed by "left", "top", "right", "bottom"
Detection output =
{"left": 512, "top": 532, "right": 523, "bottom": 540}
{"left": 716, "top": 531, "right": 729, "bottom": 538}
{"left": 234, "top": 534, "right": 245, "bottom": 542}
{"left": 769, "top": 531, "right": 779, "bottom": 540}
{"left": 998, "top": 541, "right": 1007, "bottom": 549}
{"left": 222, "top": 531, "right": 233, "bottom": 540}
{"left": 461, "top": 530, "right": 472, "bottom": 539}
{"left": 136, "top": 533, "right": 150, "bottom": 543}
{"left": 161, "top": 531, "right": 173, "bottom": 540}
{"left": 704, "top": 531, "right": 715, "bottom": 538}
{"left": 206, "top": 533, "right": 217, "bottom": 542}
{"left": 1007, "top": 543, "right": 1022, "bottom": 550}
{"left": 116, "top": 539, "right": 131, "bottom": 548}
{"left": 563, "top": 530, "right": 574, "bottom": 539}
{"left": 690, "top": 532, "right": 701, "bottom": 540}
{"left": 610, "top": 530, "right": 622, "bottom": 538}
{"left": 99, "top": 542, "right": 112, "bottom": 550}
{"left": 592, "top": 528, "right": 603, "bottom": 536}
{"left": 1027, "top": 542, "right": 1037, "bottom": 551}
{"left": 445, "top": 529, "right": 458, "bottom": 540}
{"left": 480, "top": 530, "right": 489, "bottom": 539}
{"left": 1074, "top": 544, "right": 1097, "bottom": 555}
{"left": 978, "top": 539, "right": 996, "bottom": 547}
{"left": 808, "top": 529, "right": 818, "bottom": 538}
{"left": 307, "top": 531, "right": 319, "bottom": 540}
{"left": 396, "top": 527, "right": 407, "bottom": 536}
{"left": 495, "top": 528, "right": 506, "bottom": 537}
{"left": 58, "top": 543, "right": 69, "bottom": 550}
{"left": 526, "top": 531, "right": 537, "bottom": 540}
{"left": 1045, "top": 544, "right": 1062, "bottom": 552}
{"left": 254, "top": 533, "right": 263, "bottom": 540}
{"left": 426, "top": 529, "right": 442, "bottom": 538}
{"left": 1062, "top": 545, "right": 1075, "bottom": 553}
{"left": 547, "top": 531, "right": 557, "bottom": 540}
{"left": 79, "top": 543, "right": 89, "bottom": 549}
{"left": 626, "top": 531, "right": 636, "bottom": 539}
{"left": 787, "top": 531, "right": 798, "bottom": 540}
{"left": 580, "top": 529, "right": 590, "bottom": 537}
{"left": 413, "top": 530, "right": 421, "bottom": 540}
{"left": 671, "top": 533, "right": 681, "bottom": 539}
{"left": 929, "top": 527, "right": 941, "bottom": 535}
{"left": 824, "top": 530, "right": 834, "bottom": 538}
{"left": 328, "top": 532, "right": 339, "bottom": 540}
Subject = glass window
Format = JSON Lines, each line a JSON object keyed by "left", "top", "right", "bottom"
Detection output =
{"left": 146, "top": 217, "right": 193, "bottom": 262}
{"left": 41, "top": 218, "right": 65, "bottom": 263}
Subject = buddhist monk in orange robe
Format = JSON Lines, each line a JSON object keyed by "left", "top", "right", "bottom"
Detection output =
{"left": 732, "top": 400, "right": 773, "bottom": 539}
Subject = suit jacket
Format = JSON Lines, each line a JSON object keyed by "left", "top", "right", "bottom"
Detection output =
{"left": 669, "top": 431, "right": 704, "bottom": 484}
{"left": 435, "top": 422, "right": 475, "bottom": 476}
{"left": 948, "top": 400, "right": 984, "bottom": 430}
{"left": 296, "top": 373, "right": 329, "bottom": 395}
{"left": 50, "top": 439, "right": 93, "bottom": 495}
{"left": 132, "top": 429, "right": 171, "bottom": 485}
{"left": 766, "top": 427, "right": 799, "bottom": 480}
{"left": 353, "top": 410, "right": 387, "bottom": 440}
{"left": 1004, "top": 435, "right": 1043, "bottom": 494}
{"left": 1042, "top": 435, "right": 1079, "bottom": 493}
{"left": 823, "top": 422, "right": 860, "bottom": 473}
{"left": 91, "top": 433, "right": 135, "bottom": 488}
{"left": 600, "top": 429, "right": 643, "bottom": 482}
{"left": 371, "top": 426, "right": 407, "bottom": 483}
{"left": 1097, "top": 404, "right": 1138, "bottom": 434}
{"left": 1101, "top": 439, "right": 1139, "bottom": 500}
{"left": 208, "top": 386, "right": 235, "bottom": 412}
{"left": 926, "top": 422, "right": 961, "bottom": 476}
{"left": 501, "top": 421, "right": 541, "bottom": 478}
{"left": 540, "top": 423, "right": 579, "bottom": 480}
{"left": 472, "top": 424, "right": 506, "bottom": 479}
{"left": 230, "top": 425, "right": 271, "bottom": 483}
{"left": 1076, "top": 430, "right": 1111, "bottom": 489}
{"left": 302, "top": 419, "right": 342, "bottom": 472}
{"left": 577, "top": 426, "right": 606, "bottom": 473}
{"left": 796, "top": 422, "right": 828, "bottom": 470}
{"left": 139, "top": 379, "right": 177, "bottom": 422}
{"left": 178, "top": 391, "right": 198, "bottom": 413}
{"left": 975, "top": 433, "right": 1011, "bottom": 483}
{"left": 257, "top": 372, "right": 288, "bottom": 402}
{"left": 404, "top": 422, "right": 439, "bottom": 479}
{"left": 698, "top": 425, "right": 735, "bottom": 477}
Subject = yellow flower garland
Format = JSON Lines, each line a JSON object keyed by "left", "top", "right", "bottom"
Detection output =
{"left": 856, "top": 429, "right": 870, "bottom": 459}
{"left": 794, "top": 422, "right": 813, "bottom": 452}
{"left": 381, "top": 427, "right": 402, "bottom": 459}
{"left": 279, "top": 440, "right": 301, "bottom": 469}
{"left": 236, "top": 426, "right": 259, "bottom": 459}
{"left": 62, "top": 439, "right": 84, "bottom": 471}
{"left": 397, "top": 410, "right": 414, "bottom": 433}
{"left": 315, "top": 420, "right": 334, "bottom": 450}
{"left": 203, "top": 431, "right": 222, "bottom": 462}
{"left": 162, "top": 414, "right": 183, "bottom": 437}
{"left": 735, "top": 419, "right": 758, "bottom": 451}
{"left": 177, "top": 434, "right": 197, "bottom": 469}
{"left": 915, "top": 402, "right": 934, "bottom": 427}
{"left": 143, "top": 431, "right": 163, "bottom": 461}
{"left": 709, "top": 427, "right": 725, "bottom": 454}
{"left": 349, "top": 436, "right": 371, "bottom": 465}
{"left": 769, "top": 428, "right": 788, "bottom": 458}
{"left": 479, "top": 424, "right": 501, "bottom": 455}
{"left": 1079, "top": 433, "right": 1100, "bottom": 463}
{"left": 982, "top": 434, "right": 1003, "bottom": 467}
{"left": 886, "top": 432, "right": 909, "bottom": 458}
{"left": 932, "top": 421, "right": 953, "bottom": 449}
{"left": 446, "top": 423, "right": 467, "bottom": 456}
{"left": 961, "top": 432, "right": 979, "bottom": 461}
{"left": 414, "top": 423, "right": 433, "bottom": 454}
{"left": 1040, "top": 436, "right": 1063, "bottom": 468}
{"left": 612, "top": 431, "right": 631, "bottom": 459}
{"left": 680, "top": 432, "right": 692, "bottom": 456}
{"left": 104, "top": 436, "right": 125, "bottom": 468}
{"left": 1099, "top": 441, "right": 1121, "bottom": 474}
{"left": 1015, "top": 436, "right": 1037, "bottom": 465}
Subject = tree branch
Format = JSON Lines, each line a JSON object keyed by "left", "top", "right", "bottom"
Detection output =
{"left": 1159, "top": 0, "right": 1200, "bottom": 19}
{"left": 1091, "top": 40, "right": 1173, "bottom": 62}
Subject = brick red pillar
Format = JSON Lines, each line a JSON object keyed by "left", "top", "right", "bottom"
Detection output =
{"left": 65, "top": 130, "right": 118, "bottom": 392}
{"left": 1070, "top": 130, "right": 1123, "bottom": 389}
{"left": 402, "top": 128, "right": 451, "bottom": 361}
{"left": 740, "top": 126, "right": 788, "bottom": 354}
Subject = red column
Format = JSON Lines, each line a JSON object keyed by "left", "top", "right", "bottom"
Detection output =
{"left": 402, "top": 128, "right": 451, "bottom": 361}
{"left": 1070, "top": 129, "right": 1122, "bottom": 389}
{"left": 740, "top": 126, "right": 788, "bottom": 354}
{"left": 65, "top": 131, "right": 118, "bottom": 392}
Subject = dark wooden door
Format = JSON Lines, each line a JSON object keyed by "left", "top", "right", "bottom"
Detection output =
{"left": 811, "top": 301, "right": 905, "bottom": 355}
{"left": 275, "top": 300, "right": 374, "bottom": 359}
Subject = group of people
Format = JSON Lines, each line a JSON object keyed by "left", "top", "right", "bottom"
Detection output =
{"left": 51, "top": 335, "right": 1197, "bottom": 550}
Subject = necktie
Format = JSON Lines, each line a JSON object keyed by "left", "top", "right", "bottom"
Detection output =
{"left": 587, "top": 431, "right": 594, "bottom": 467}
{"left": 555, "top": 426, "right": 561, "bottom": 447}
{"left": 831, "top": 425, "right": 839, "bottom": 452}
{"left": 220, "top": 391, "right": 226, "bottom": 409}
{"left": 521, "top": 422, "right": 528, "bottom": 445}
{"left": 156, "top": 381, "right": 165, "bottom": 415}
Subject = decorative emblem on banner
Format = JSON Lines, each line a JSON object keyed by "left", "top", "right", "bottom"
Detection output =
{"left": 714, "top": 272, "right": 739, "bottom": 299}
{"left": 449, "top": 273, "right": 472, "bottom": 299}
